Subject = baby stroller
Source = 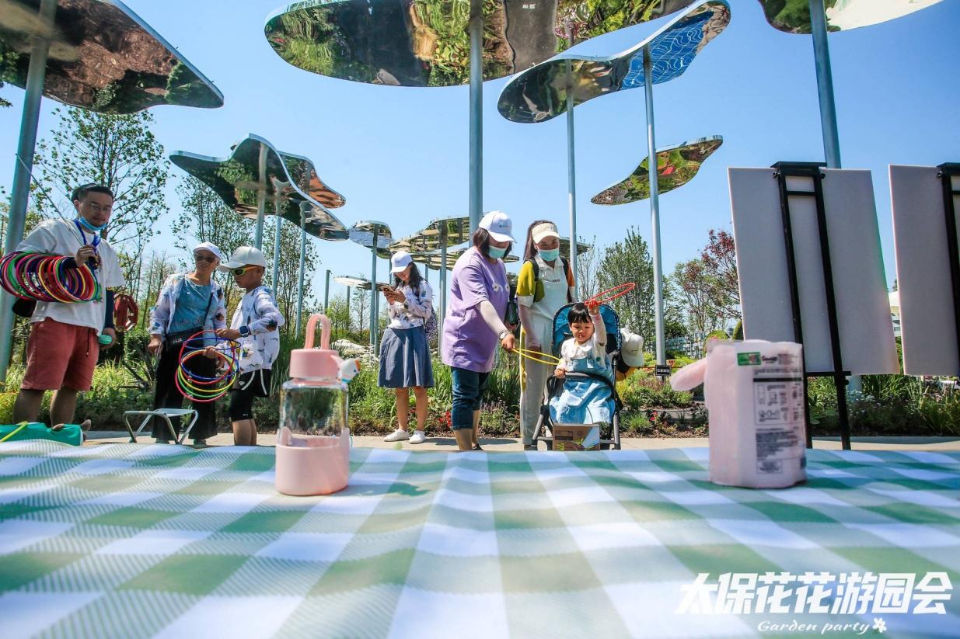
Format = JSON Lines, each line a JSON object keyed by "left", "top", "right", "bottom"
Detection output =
{"left": 534, "top": 303, "right": 623, "bottom": 450}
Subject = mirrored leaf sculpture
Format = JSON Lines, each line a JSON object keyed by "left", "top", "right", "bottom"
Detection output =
{"left": 498, "top": 0, "right": 730, "bottom": 123}
{"left": 349, "top": 221, "right": 393, "bottom": 253}
{"left": 592, "top": 136, "right": 722, "bottom": 205}
{"left": 170, "top": 134, "right": 348, "bottom": 241}
{"left": 390, "top": 216, "right": 471, "bottom": 252}
{"left": 264, "top": 0, "right": 699, "bottom": 86}
{"left": 757, "top": 0, "right": 942, "bottom": 34}
{"left": 334, "top": 275, "right": 374, "bottom": 290}
{"left": 0, "top": 0, "right": 223, "bottom": 112}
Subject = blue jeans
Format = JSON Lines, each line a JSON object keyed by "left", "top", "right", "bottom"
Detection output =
{"left": 451, "top": 368, "right": 489, "bottom": 430}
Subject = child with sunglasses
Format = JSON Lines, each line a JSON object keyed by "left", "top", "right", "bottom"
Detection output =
{"left": 212, "top": 246, "right": 284, "bottom": 446}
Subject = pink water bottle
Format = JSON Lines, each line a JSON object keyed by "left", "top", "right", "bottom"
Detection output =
{"left": 275, "top": 314, "right": 356, "bottom": 496}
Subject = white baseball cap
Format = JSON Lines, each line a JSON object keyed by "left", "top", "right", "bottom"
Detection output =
{"left": 219, "top": 246, "right": 267, "bottom": 271}
{"left": 193, "top": 241, "right": 223, "bottom": 262}
{"left": 479, "top": 210, "right": 515, "bottom": 242}
{"left": 391, "top": 250, "right": 413, "bottom": 274}
{"left": 620, "top": 329, "right": 645, "bottom": 368}
{"left": 531, "top": 222, "right": 560, "bottom": 244}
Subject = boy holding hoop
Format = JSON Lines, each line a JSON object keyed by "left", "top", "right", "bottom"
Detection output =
{"left": 213, "top": 247, "right": 284, "bottom": 446}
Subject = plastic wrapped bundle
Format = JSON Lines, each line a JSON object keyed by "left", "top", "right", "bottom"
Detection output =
{"left": 672, "top": 340, "right": 806, "bottom": 488}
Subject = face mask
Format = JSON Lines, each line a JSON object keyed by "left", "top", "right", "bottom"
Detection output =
{"left": 76, "top": 216, "right": 108, "bottom": 233}
{"left": 486, "top": 245, "right": 507, "bottom": 259}
{"left": 539, "top": 248, "right": 559, "bottom": 261}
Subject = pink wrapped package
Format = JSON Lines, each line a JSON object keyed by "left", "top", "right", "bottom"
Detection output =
{"left": 671, "top": 340, "right": 806, "bottom": 489}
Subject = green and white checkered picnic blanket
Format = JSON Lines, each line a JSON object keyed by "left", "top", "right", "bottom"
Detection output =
{"left": 1, "top": 441, "right": 958, "bottom": 638}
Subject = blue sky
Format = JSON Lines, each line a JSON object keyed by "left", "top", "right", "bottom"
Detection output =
{"left": 1, "top": 0, "right": 958, "bottom": 304}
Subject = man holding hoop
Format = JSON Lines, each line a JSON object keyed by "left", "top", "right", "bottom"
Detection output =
{"left": 10, "top": 183, "right": 124, "bottom": 426}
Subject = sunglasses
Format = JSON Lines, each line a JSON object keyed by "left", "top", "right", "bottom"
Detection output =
{"left": 194, "top": 254, "right": 217, "bottom": 263}
{"left": 231, "top": 266, "right": 255, "bottom": 276}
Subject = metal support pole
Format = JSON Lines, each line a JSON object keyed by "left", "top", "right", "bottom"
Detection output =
{"left": 773, "top": 162, "right": 850, "bottom": 450}
{"left": 346, "top": 286, "right": 351, "bottom": 333}
{"left": 439, "top": 227, "right": 448, "bottom": 333}
{"left": 254, "top": 144, "right": 268, "bottom": 249}
{"left": 324, "top": 269, "right": 331, "bottom": 312}
{"left": 643, "top": 46, "right": 666, "bottom": 366}
{"left": 468, "top": 0, "right": 483, "bottom": 233}
{"left": 808, "top": 0, "right": 841, "bottom": 169}
{"left": 296, "top": 203, "right": 307, "bottom": 335}
{"left": 775, "top": 166, "right": 813, "bottom": 449}
{"left": 369, "top": 231, "right": 378, "bottom": 349}
{"left": 271, "top": 203, "right": 282, "bottom": 288}
{"left": 0, "top": 0, "right": 57, "bottom": 383}
{"left": 565, "top": 32, "right": 578, "bottom": 294}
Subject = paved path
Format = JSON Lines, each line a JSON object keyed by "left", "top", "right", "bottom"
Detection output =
{"left": 88, "top": 430, "right": 960, "bottom": 451}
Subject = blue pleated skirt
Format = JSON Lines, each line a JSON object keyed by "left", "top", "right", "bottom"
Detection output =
{"left": 378, "top": 327, "right": 435, "bottom": 388}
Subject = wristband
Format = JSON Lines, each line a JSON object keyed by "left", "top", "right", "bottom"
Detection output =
{"left": 498, "top": 329, "right": 510, "bottom": 340}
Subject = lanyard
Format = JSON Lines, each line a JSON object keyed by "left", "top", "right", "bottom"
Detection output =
{"left": 72, "top": 220, "right": 103, "bottom": 299}
{"left": 74, "top": 219, "right": 102, "bottom": 253}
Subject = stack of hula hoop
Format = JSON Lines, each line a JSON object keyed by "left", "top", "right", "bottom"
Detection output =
{"left": 175, "top": 330, "right": 241, "bottom": 403}
{"left": 0, "top": 252, "right": 100, "bottom": 303}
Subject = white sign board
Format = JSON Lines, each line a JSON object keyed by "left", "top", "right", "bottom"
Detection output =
{"left": 729, "top": 168, "right": 898, "bottom": 375}
{"left": 890, "top": 164, "right": 960, "bottom": 376}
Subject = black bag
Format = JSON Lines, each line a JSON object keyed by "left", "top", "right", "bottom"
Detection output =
{"left": 164, "top": 328, "right": 203, "bottom": 350}
{"left": 12, "top": 298, "right": 36, "bottom": 318}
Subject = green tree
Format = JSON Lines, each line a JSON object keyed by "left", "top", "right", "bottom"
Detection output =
{"left": 325, "top": 293, "right": 352, "bottom": 340}
{"left": 136, "top": 251, "right": 178, "bottom": 329}
{"left": 575, "top": 236, "right": 601, "bottom": 300}
{"left": 352, "top": 287, "right": 370, "bottom": 337}
{"left": 596, "top": 227, "right": 658, "bottom": 346}
{"left": 33, "top": 107, "right": 169, "bottom": 292}
{"left": 672, "top": 258, "right": 724, "bottom": 339}
{"left": 699, "top": 229, "right": 740, "bottom": 323}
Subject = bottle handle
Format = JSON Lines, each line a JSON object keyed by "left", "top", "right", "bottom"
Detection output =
{"left": 304, "top": 314, "right": 331, "bottom": 350}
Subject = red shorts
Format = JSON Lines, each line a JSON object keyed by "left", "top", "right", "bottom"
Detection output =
{"left": 21, "top": 319, "right": 99, "bottom": 391}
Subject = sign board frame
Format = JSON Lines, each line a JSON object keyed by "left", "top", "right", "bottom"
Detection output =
{"left": 890, "top": 164, "right": 960, "bottom": 376}
{"left": 729, "top": 167, "right": 897, "bottom": 376}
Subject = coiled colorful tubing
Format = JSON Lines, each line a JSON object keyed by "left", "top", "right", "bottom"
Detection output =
{"left": 175, "top": 330, "right": 241, "bottom": 403}
{"left": 0, "top": 252, "right": 100, "bottom": 303}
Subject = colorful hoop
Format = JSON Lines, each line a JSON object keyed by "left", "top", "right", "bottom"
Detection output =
{"left": 175, "top": 330, "right": 240, "bottom": 403}
{"left": 0, "top": 252, "right": 99, "bottom": 303}
{"left": 585, "top": 282, "right": 636, "bottom": 307}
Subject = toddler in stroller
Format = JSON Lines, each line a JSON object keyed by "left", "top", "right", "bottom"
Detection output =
{"left": 535, "top": 302, "right": 622, "bottom": 449}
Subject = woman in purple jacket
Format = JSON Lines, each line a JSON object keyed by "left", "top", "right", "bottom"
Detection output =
{"left": 441, "top": 211, "right": 517, "bottom": 451}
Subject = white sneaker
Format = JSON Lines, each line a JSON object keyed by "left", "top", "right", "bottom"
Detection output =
{"left": 409, "top": 430, "right": 427, "bottom": 444}
{"left": 383, "top": 429, "right": 410, "bottom": 442}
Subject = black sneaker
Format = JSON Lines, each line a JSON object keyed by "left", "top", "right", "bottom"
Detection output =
{"left": 192, "top": 439, "right": 207, "bottom": 448}
{"left": 472, "top": 443, "right": 483, "bottom": 451}
{"left": 524, "top": 444, "right": 537, "bottom": 451}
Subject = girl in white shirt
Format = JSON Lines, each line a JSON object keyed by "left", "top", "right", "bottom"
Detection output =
{"left": 550, "top": 303, "right": 615, "bottom": 424}
{"left": 379, "top": 251, "right": 434, "bottom": 445}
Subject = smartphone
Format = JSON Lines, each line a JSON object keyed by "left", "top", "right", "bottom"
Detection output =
{"left": 376, "top": 283, "right": 394, "bottom": 292}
